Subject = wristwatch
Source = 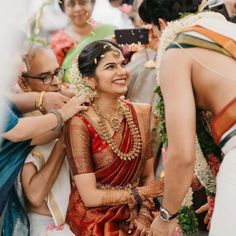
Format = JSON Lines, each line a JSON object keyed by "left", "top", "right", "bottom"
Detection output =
{"left": 159, "top": 207, "right": 178, "bottom": 221}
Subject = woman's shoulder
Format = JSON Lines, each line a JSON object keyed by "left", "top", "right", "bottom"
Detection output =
{"left": 126, "top": 100, "right": 151, "bottom": 118}
{"left": 128, "top": 100, "right": 151, "bottom": 110}
{"left": 69, "top": 113, "right": 88, "bottom": 127}
{"left": 70, "top": 110, "right": 98, "bottom": 129}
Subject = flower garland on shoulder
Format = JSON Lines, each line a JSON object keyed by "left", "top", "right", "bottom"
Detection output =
{"left": 155, "top": 11, "right": 225, "bottom": 234}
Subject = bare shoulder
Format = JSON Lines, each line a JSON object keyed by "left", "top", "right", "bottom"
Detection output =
{"left": 161, "top": 48, "right": 192, "bottom": 68}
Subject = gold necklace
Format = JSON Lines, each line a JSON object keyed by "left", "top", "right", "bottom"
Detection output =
{"left": 93, "top": 102, "right": 122, "bottom": 132}
{"left": 93, "top": 101, "right": 142, "bottom": 161}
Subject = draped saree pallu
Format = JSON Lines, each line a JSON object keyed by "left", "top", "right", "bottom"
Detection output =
{"left": 209, "top": 98, "right": 236, "bottom": 236}
{"left": 65, "top": 102, "right": 153, "bottom": 236}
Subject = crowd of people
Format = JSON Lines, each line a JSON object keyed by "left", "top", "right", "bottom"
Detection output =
{"left": 1, "top": 0, "right": 236, "bottom": 235}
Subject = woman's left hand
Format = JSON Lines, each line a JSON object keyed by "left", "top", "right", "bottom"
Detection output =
{"left": 127, "top": 203, "right": 138, "bottom": 234}
{"left": 133, "top": 214, "right": 152, "bottom": 236}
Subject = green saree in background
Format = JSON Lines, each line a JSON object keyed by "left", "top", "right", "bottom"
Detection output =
{"left": 51, "top": 24, "right": 115, "bottom": 83}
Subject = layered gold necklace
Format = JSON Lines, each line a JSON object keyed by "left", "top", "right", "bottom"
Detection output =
{"left": 93, "top": 102, "right": 122, "bottom": 132}
{"left": 93, "top": 101, "right": 142, "bottom": 161}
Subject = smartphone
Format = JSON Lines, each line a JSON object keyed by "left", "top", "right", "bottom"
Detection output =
{"left": 115, "top": 28, "right": 149, "bottom": 45}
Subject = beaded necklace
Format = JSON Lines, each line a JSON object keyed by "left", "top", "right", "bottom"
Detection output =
{"left": 93, "top": 101, "right": 142, "bottom": 161}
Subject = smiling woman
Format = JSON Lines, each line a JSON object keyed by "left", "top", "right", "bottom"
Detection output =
{"left": 50, "top": 0, "right": 116, "bottom": 84}
{"left": 65, "top": 40, "right": 164, "bottom": 235}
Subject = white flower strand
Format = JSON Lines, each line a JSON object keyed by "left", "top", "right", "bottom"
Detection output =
{"left": 182, "top": 188, "right": 193, "bottom": 207}
{"left": 195, "top": 139, "right": 216, "bottom": 194}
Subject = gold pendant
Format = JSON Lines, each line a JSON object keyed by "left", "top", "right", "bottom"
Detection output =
{"left": 110, "top": 117, "right": 121, "bottom": 132}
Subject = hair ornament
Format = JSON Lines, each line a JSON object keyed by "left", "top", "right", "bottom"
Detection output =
{"left": 70, "top": 61, "right": 97, "bottom": 100}
{"left": 102, "top": 43, "right": 120, "bottom": 57}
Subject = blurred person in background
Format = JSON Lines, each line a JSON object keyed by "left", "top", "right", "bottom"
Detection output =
{"left": 50, "top": 0, "right": 115, "bottom": 84}
{"left": 125, "top": 20, "right": 161, "bottom": 171}
{"left": 28, "top": 0, "right": 68, "bottom": 41}
{"left": 92, "top": 0, "right": 134, "bottom": 29}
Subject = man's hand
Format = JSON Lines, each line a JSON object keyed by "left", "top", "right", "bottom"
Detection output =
{"left": 58, "top": 95, "right": 90, "bottom": 121}
{"left": 148, "top": 216, "right": 177, "bottom": 236}
{"left": 42, "top": 92, "right": 70, "bottom": 113}
{"left": 61, "top": 87, "right": 75, "bottom": 98}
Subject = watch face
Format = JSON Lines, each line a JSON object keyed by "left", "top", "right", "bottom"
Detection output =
{"left": 160, "top": 208, "right": 170, "bottom": 221}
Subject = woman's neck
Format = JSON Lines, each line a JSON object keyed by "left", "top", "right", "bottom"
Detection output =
{"left": 71, "top": 23, "right": 94, "bottom": 37}
{"left": 94, "top": 97, "right": 121, "bottom": 114}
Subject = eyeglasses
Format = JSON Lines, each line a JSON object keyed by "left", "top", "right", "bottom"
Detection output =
{"left": 22, "top": 67, "right": 65, "bottom": 85}
{"left": 66, "top": 0, "right": 92, "bottom": 8}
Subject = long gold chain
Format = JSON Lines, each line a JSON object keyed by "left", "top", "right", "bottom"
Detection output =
{"left": 93, "top": 101, "right": 142, "bottom": 161}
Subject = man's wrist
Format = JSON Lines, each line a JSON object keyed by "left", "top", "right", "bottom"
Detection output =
{"left": 159, "top": 206, "right": 178, "bottom": 221}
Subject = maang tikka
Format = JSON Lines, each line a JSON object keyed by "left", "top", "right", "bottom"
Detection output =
{"left": 70, "top": 61, "right": 97, "bottom": 100}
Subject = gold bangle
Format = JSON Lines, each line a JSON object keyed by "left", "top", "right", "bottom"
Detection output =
{"left": 35, "top": 91, "right": 45, "bottom": 112}
{"left": 49, "top": 110, "right": 64, "bottom": 132}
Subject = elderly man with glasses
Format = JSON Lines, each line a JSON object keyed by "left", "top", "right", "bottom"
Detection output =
{"left": 17, "top": 43, "right": 78, "bottom": 236}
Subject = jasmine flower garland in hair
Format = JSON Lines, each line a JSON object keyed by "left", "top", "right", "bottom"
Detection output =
{"left": 70, "top": 61, "right": 97, "bottom": 99}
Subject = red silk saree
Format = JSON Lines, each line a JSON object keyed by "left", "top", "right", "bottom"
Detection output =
{"left": 65, "top": 102, "right": 153, "bottom": 235}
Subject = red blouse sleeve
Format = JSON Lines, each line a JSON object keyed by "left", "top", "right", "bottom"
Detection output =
{"left": 65, "top": 116, "right": 94, "bottom": 176}
{"left": 50, "top": 31, "right": 75, "bottom": 66}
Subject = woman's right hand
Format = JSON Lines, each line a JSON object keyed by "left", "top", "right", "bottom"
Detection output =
{"left": 58, "top": 95, "right": 90, "bottom": 121}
